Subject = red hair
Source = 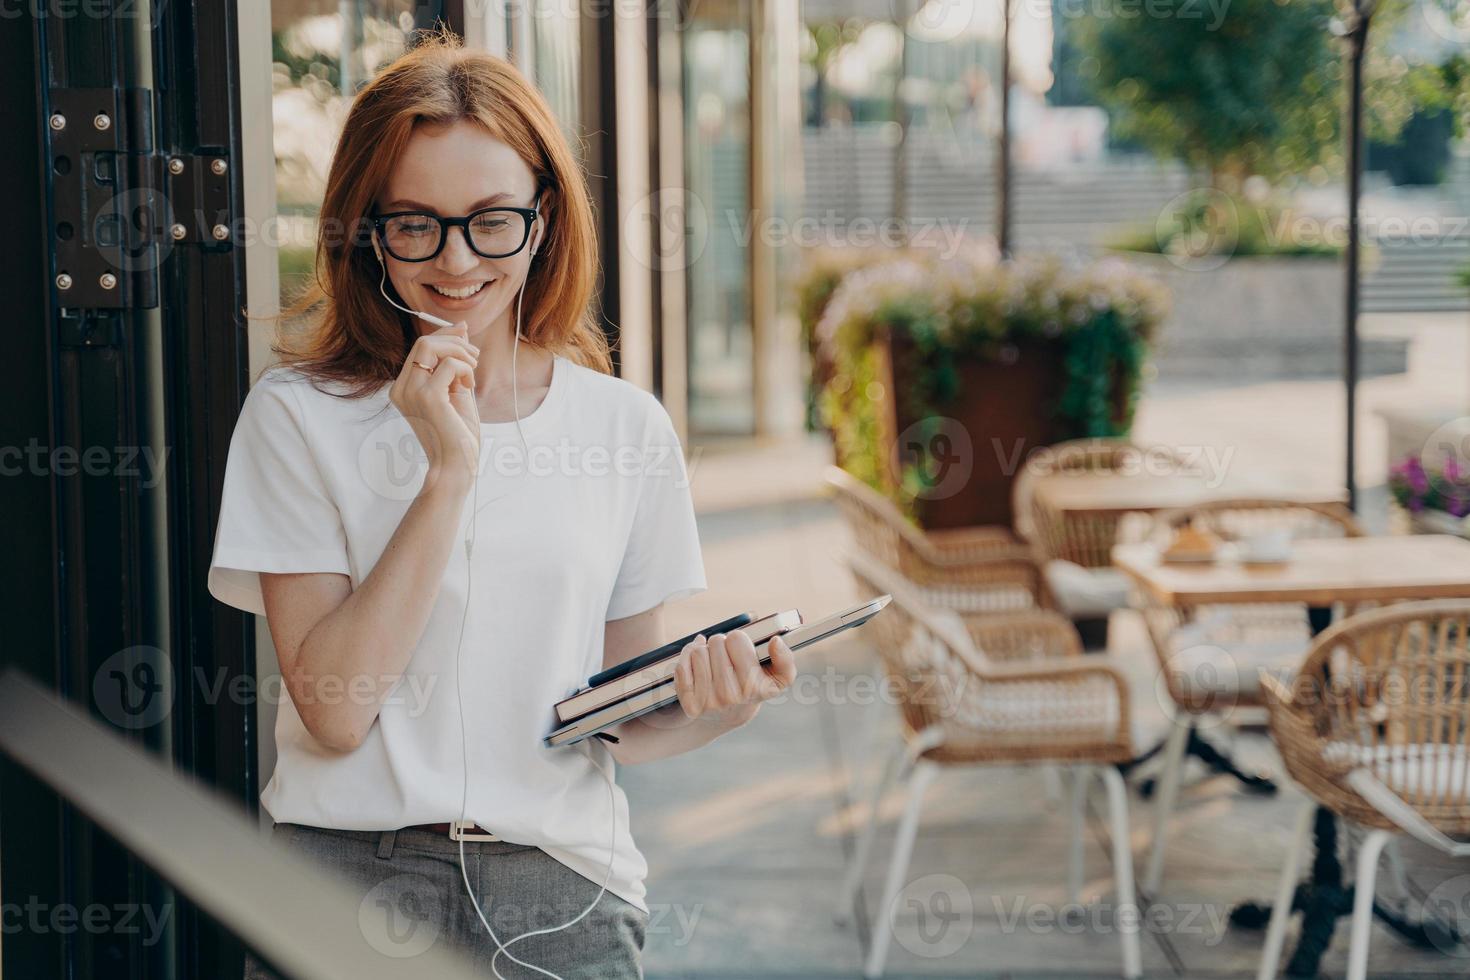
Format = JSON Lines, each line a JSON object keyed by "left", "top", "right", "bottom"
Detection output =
{"left": 273, "top": 30, "right": 611, "bottom": 395}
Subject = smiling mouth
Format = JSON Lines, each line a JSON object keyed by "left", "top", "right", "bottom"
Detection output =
{"left": 426, "top": 280, "right": 492, "bottom": 300}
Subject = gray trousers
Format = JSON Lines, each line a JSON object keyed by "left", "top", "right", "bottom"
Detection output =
{"left": 243, "top": 822, "right": 647, "bottom": 980}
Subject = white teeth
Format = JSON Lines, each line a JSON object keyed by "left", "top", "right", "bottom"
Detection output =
{"left": 428, "top": 281, "right": 488, "bottom": 300}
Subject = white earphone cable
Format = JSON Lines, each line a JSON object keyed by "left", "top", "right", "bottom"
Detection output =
{"left": 449, "top": 249, "right": 619, "bottom": 980}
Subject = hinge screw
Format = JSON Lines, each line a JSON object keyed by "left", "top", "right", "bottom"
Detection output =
{"left": 56, "top": 273, "right": 73, "bottom": 290}
{"left": 168, "top": 158, "right": 185, "bottom": 175}
{"left": 49, "top": 113, "right": 66, "bottom": 131}
{"left": 99, "top": 273, "right": 118, "bottom": 290}
{"left": 171, "top": 224, "right": 187, "bottom": 241}
{"left": 211, "top": 224, "right": 229, "bottom": 241}
{"left": 211, "top": 159, "right": 228, "bottom": 175}
{"left": 93, "top": 113, "right": 111, "bottom": 131}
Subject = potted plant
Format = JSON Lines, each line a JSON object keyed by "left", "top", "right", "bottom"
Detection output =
{"left": 815, "top": 248, "right": 1168, "bottom": 528}
{"left": 1388, "top": 451, "right": 1470, "bottom": 538}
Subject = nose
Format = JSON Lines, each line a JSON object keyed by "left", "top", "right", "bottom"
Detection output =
{"left": 433, "top": 224, "right": 482, "bottom": 277}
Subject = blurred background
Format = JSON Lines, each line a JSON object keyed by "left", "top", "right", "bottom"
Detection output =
{"left": 3, "top": 0, "right": 1470, "bottom": 978}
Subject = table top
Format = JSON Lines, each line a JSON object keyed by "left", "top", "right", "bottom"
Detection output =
{"left": 1033, "top": 471, "right": 1346, "bottom": 517}
{"left": 1113, "top": 534, "right": 1470, "bottom": 606}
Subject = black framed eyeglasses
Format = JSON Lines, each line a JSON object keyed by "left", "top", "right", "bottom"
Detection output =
{"left": 371, "top": 191, "right": 542, "bottom": 262}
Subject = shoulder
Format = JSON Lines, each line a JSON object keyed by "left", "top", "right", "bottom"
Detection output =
{"left": 557, "top": 357, "right": 678, "bottom": 442}
{"left": 237, "top": 365, "right": 386, "bottom": 439}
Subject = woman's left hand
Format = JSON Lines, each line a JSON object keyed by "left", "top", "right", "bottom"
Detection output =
{"left": 671, "top": 632, "right": 797, "bottom": 728}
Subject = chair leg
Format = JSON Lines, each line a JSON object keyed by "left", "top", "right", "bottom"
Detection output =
{"left": 1043, "top": 764, "right": 1065, "bottom": 809}
{"left": 1346, "top": 830, "right": 1392, "bottom": 980}
{"left": 1256, "top": 801, "right": 1313, "bottom": 980}
{"left": 1070, "top": 767, "right": 1096, "bottom": 905}
{"left": 1098, "top": 766, "right": 1142, "bottom": 980}
{"left": 864, "top": 760, "right": 938, "bottom": 980}
{"left": 836, "top": 737, "right": 908, "bottom": 926}
{"left": 1143, "top": 717, "right": 1192, "bottom": 894}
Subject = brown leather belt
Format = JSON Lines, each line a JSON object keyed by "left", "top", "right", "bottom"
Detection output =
{"left": 401, "top": 821, "right": 501, "bottom": 841}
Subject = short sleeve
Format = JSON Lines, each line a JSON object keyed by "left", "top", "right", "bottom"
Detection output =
{"left": 605, "top": 401, "right": 708, "bottom": 621}
{"left": 207, "top": 372, "right": 352, "bottom": 616}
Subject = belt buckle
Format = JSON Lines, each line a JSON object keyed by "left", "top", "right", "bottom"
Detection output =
{"left": 449, "top": 820, "right": 501, "bottom": 843}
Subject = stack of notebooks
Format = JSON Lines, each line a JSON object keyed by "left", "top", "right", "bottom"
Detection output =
{"left": 545, "top": 595, "right": 892, "bottom": 747}
{"left": 546, "top": 610, "right": 803, "bottom": 747}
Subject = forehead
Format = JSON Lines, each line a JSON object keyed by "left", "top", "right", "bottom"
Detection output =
{"left": 381, "top": 119, "right": 536, "bottom": 211}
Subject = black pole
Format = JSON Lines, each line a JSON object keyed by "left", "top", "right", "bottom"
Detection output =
{"left": 997, "top": 0, "right": 1012, "bottom": 257}
{"left": 1344, "top": 7, "right": 1371, "bottom": 512}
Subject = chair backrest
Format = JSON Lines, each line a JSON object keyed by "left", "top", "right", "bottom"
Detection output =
{"left": 825, "top": 466, "right": 931, "bottom": 575}
{"left": 1149, "top": 497, "right": 1363, "bottom": 547}
{"left": 1014, "top": 439, "right": 1178, "bottom": 565}
{"left": 1281, "top": 600, "right": 1470, "bottom": 823}
{"left": 844, "top": 549, "right": 987, "bottom": 736}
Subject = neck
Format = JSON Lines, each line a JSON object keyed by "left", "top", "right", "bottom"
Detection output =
{"left": 466, "top": 314, "right": 547, "bottom": 394}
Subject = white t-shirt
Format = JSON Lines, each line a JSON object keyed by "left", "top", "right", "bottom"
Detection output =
{"left": 207, "top": 352, "right": 707, "bottom": 913}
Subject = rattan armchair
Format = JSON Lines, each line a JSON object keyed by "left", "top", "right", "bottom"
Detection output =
{"left": 1139, "top": 498, "right": 1364, "bottom": 893}
{"left": 837, "top": 550, "right": 1141, "bottom": 979}
{"left": 825, "top": 466, "right": 1054, "bottom": 614}
{"left": 1014, "top": 438, "right": 1174, "bottom": 570}
{"left": 1257, "top": 600, "right": 1470, "bottom": 980}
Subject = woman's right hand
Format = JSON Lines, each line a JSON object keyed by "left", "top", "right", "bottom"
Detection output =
{"left": 389, "top": 322, "right": 480, "bottom": 490}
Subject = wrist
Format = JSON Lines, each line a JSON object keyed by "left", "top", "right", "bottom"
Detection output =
{"left": 421, "top": 462, "right": 473, "bottom": 500}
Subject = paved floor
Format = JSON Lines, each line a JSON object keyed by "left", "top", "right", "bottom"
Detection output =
{"left": 624, "top": 324, "right": 1470, "bottom": 977}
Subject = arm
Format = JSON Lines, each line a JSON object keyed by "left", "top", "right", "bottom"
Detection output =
{"left": 597, "top": 604, "right": 796, "bottom": 765}
{"left": 260, "top": 472, "right": 471, "bottom": 751}
{"left": 258, "top": 324, "right": 481, "bottom": 751}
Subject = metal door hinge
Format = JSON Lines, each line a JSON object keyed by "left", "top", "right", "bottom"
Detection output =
{"left": 47, "top": 86, "right": 233, "bottom": 312}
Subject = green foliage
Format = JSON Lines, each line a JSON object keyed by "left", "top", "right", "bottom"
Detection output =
{"left": 1077, "top": 0, "right": 1439, "bottom": 184}
{"left": 808, "top": 249, "right": 1168, "bottom": 511}
{"left": 1106, "top": 192, "right": 1341, "bottom": 257}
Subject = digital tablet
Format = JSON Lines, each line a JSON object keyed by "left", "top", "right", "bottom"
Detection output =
{"left": 544, "top": 595, "right": 891, "bottom": 748}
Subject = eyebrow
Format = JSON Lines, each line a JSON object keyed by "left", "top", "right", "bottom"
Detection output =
{"left": 383, "top": 192, "right": 517, "bottom": 212}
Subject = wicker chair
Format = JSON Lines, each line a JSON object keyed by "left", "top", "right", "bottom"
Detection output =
{"left": 1139, "top": 498, "right": 1364, "bottom": 893}
{"left": 1257, "top": 600, "right": 1470, "bottom": 980}
{"left": 1012, "top": 439, "right": 1174, "bottom": 640}
{"left": 837, "top": 549, "right": 1141, "bottom": 979}
{"left": 826, "top": 466, "right": 1054, "bottom": 614}
{"left": 1014, "top": 438, "right": 1175, "bottom": 570}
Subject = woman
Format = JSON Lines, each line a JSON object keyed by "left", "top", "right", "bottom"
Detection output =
{"left": 208, "top": 32, "right": 795, "bottom": 980}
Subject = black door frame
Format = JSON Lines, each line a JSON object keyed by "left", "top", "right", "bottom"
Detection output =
{"left": 0, "top": 2, "right": 255, "bottom": 978}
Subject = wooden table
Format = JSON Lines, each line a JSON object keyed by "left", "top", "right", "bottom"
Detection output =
{"left": 1112, "top": 533, "right": 1470, "bottom": 978}
{"left": 1114, "top": 534, "right": 1470, "bottom": 607}
{"left": 1036, "top": 471, "right": 1345, "bottom": 519}
{"left": 1031, "top": 471, "right": 1344, "bottom": 568}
